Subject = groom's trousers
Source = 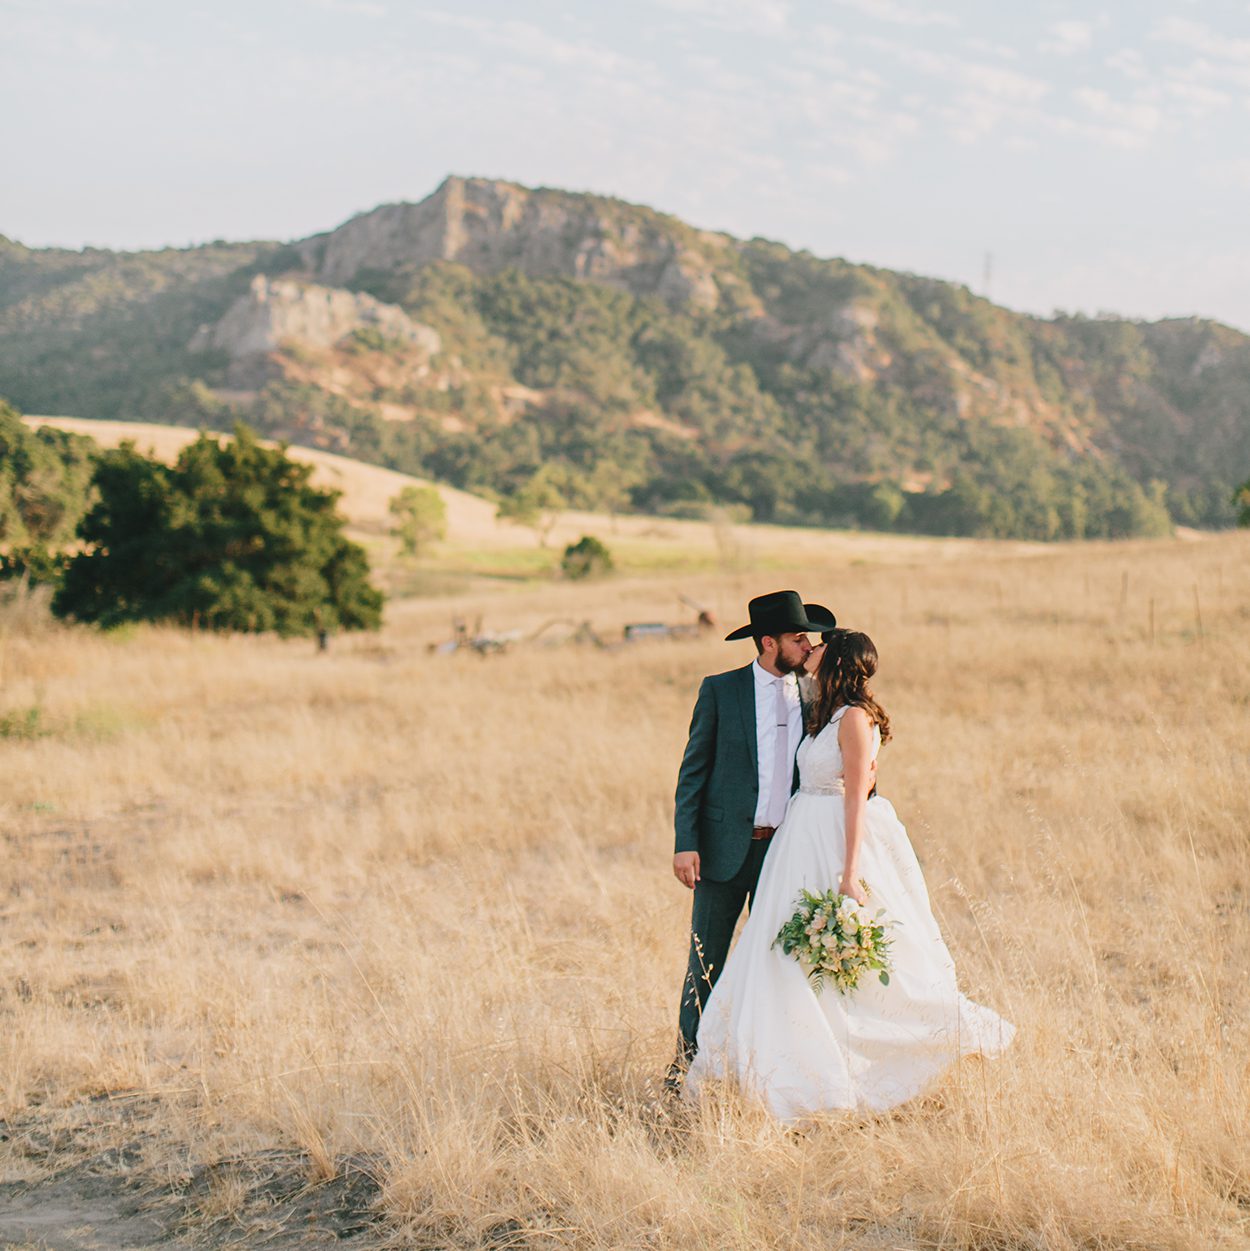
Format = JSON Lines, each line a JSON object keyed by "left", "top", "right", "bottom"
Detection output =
{"left": 677, "top": 838, "right": 770, "bottom": 1062}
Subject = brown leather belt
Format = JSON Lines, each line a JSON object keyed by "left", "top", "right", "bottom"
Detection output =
{"left": 751, "top": 825, "right": 776, "bottom": 841}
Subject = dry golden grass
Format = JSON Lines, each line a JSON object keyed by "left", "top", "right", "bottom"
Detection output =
{"left": 2, "top": 529, "right": 1249, "bottom": 1249}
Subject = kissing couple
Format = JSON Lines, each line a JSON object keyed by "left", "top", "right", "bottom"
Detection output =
{"left": 668, "top": 590, "right": 1014, "bottom": 1120}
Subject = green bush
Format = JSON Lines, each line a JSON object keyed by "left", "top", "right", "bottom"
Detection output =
{"left": 561, "top": 535, "right": 614, "bottom": 580}
{"left": 389, "top": 484, "right": 447, "bottom": 555}
{"left": 53, "top": 423, "right": 383, "bottom": 636}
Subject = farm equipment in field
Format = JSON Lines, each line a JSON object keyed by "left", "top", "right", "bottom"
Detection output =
{"left": 429, "top": 597, "right": 715, "bottom": 655}
{"left": 429, "top": 614, "right": 604, "bottom": 655}
{"left": 623, "top": 596, "right": 716, "bottom": 643}
{"left": 428, "top": 615, "right": 525, "bottom": 655}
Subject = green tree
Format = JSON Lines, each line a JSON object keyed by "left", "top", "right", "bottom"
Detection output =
{"left": 561, "top": 535, "right": 614, "bottom": 580}
{"left": 497, "top": 464, "right": 577, "bottom": 547}
{"left": 53, "top": 424, "right": 382, "bottom": 635}
{"left": 864, "top": 481, "right": 905, "bottom": 530}
{"left": 1237, "top": 478, "right": 1250, "bottom": 527}
{"left": 589, "top": 459, "right": 638, "bottom": 527}
{"left": 389, "top": 484, "right": 447, "bottom": 555}
{"left": 155, "top": 378, "right": 234, "bottom": 429}
{"left": 0, "top": 400, "right": 97, "bottom": 550}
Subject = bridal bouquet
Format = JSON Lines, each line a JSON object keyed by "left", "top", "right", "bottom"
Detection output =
{"left": 772, "top": 889, "right": 894, "bottom": 995}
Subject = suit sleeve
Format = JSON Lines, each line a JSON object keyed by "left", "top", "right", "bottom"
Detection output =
{"left": 674, "top": 678, "right": 716, "bottom": 855}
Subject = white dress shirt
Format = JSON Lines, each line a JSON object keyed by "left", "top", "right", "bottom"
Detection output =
{"left": 751, "top": 659, "right": 803, "bottom": 827}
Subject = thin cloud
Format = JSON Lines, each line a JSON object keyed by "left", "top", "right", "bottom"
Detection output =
{"left": 832, "top": 0, "right": 958, "bottom": 28}
{"left": 1, "top": 8, "right": 120, "bottom": 64}
{"left": 415, "top": 9, "right": 640, "bottom": 79}
{"left": 310, "top": 0, "right": 388, "bottom": 16}
{"left": 1040, "top": 19, "right": 1096, "bottom": 56}
{"left": 1106, "top": 47, "right": 1149, "bottom": 81}
{"left": 1152, "top": 16, "right": 1250, "bottom": 65}
{"left": 962, "top": 37, "right": 1021, "bottom": 62}
{"left": 864, "top": 37, "right": 1049, "bottom": 103}
{"left": 1065, "top": 86, "right": 1163, "bottom": 148}
{"left": 650, "top": 0, "right": 792, "bottom": 35}
{"left": 1162, "top": 77, "right": 1231, "bottom": 116}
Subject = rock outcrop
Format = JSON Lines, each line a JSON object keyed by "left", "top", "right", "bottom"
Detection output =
{"left": 297, "top": 176, "right": 733, "bottom": 311}
{"left": 189, "top": 276, "right": 441, "bottom": 359}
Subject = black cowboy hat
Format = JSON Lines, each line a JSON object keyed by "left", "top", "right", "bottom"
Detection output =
{"left": 806, "top": 603, "right": 837, "bottom": 632}
{"left": 724, "top": 590, "right": 831, "bottom": 641}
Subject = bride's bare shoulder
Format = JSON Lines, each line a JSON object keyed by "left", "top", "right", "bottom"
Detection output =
{"left": 836, "top": 705, "right": 873, "bottom": 735}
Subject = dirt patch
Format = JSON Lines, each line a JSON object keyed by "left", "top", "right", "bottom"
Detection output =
{"left": 0, "top": 1098, "right": 385, "bottom": 1250}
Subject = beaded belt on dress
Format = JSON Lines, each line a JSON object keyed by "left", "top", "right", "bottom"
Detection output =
{"left": 798, "top": 781, "right": 846, "bottom": 795}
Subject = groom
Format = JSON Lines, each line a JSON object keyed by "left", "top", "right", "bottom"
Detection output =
{"left": 669, "top": 590, "right": 835, "bottom": 1082}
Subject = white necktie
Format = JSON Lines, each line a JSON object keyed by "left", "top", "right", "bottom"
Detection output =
{"left": 767, "top": 679, "right": 791, "bottom": 827}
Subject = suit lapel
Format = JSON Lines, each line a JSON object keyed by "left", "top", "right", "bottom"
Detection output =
{"left": 737, "top": 663, "right": 758, "bottom": 776}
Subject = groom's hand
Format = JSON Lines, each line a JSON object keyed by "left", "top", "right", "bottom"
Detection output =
{"left": 673, "top": 852, "right": 701, "bottom": 889}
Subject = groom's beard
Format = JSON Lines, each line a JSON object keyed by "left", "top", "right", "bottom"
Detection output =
{"left": 774, "top": 647, "right": 810, "bottom": 675}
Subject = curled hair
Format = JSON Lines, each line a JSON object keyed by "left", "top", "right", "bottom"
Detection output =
{"left": 808, "top": 629, "right": 891, "bottom": 742}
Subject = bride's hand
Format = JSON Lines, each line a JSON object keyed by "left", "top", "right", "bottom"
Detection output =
{"left": 839, "top": 875, "right": 869, "bottom": 906}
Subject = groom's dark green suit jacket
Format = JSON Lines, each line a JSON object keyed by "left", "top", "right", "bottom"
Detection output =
{"left": 674, "top": 663, "right": 804, "bottom": 882}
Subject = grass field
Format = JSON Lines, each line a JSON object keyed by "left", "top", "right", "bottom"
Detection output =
{"left": 2, "top": 457, "right": 1249, "bottom": 1247}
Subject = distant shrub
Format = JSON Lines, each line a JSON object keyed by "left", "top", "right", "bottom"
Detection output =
{"left": 1237, "top": 479, "right": 1250, "bottom": 528}
{"left": 345, "top": 326, "right": 409, "bottom": 354}
{"left": 389, "top": 485, "right": 447, "bottom": 556}
{"left": 561, "top": 535, "right": 614, "bottom": 580}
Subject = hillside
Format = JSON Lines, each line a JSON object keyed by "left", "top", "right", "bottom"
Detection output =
{"left": 2, "top": 177, "right": 1248, "bottom": 539}
{"left": 21, "top": 415, "right": 498, "bottom": 540}
{"left": 27, "top": 416, "right": 1044, "bottom": 583}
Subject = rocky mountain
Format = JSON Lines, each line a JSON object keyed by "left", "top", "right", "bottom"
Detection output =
{"left": 188, "top": 275, "right": 441, "bottom": 391}
{"left": 1, "top": 176, "right": 1247, "bottom": 539}
{"left": 191, "top": 276, "right": 442, "bottom": 360}
{"left": 297, "top": 176, "right": 735, "bottom": 310}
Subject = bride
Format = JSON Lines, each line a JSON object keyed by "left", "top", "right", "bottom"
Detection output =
{"left": 685, "top": 628, "right": 1014, "bottom": 1121}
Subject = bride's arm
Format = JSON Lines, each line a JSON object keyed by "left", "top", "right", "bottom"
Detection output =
{"left": 838, "top": 707, "right": 874, "bottom": 905}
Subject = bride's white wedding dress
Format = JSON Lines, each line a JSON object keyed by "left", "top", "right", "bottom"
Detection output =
{"left": 686, "top": 707, "right": 1015, "bottom": 1121}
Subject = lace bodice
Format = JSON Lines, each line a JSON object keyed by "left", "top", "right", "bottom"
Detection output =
{"left": 796, "top": 706, "right": 881, "bottom": 795}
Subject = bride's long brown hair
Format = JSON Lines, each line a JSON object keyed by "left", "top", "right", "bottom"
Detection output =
{"left": 808, "top": 629, "right": 892, "bottom": 742}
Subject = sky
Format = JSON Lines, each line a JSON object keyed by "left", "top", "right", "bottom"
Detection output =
{"left": 3, "top": 0, "right": 1250, "bottom": 330}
